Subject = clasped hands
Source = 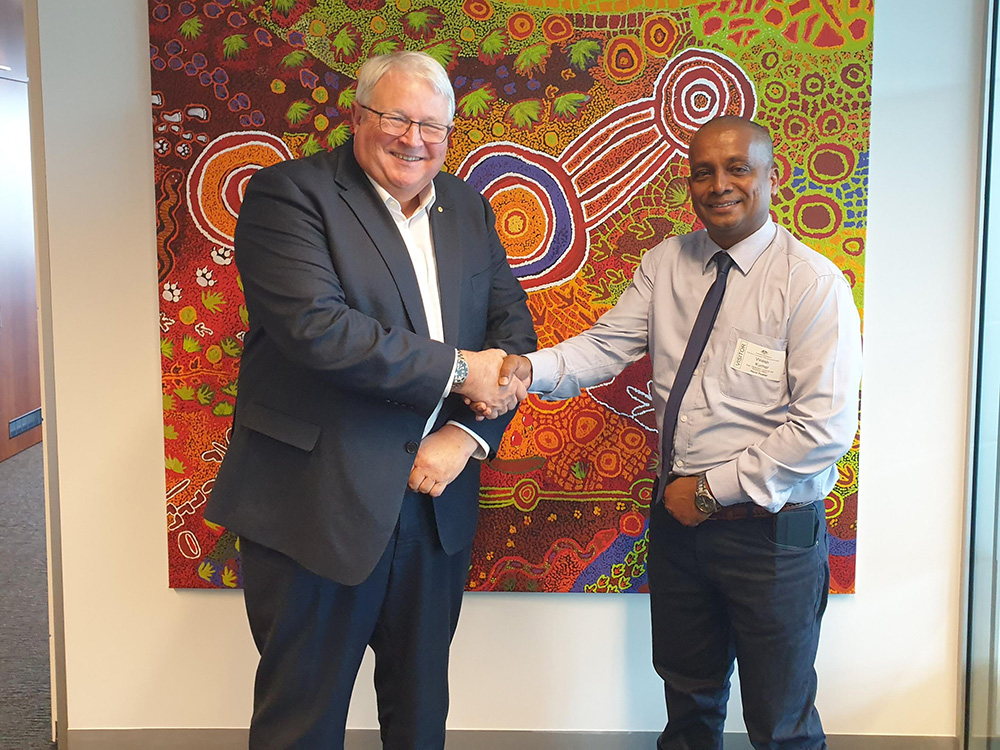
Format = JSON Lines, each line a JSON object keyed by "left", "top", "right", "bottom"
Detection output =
{"left": 453, "top": 350, "right": 533, "bottom": 420}
{"left": 407, "top": 351, "right": 531, "bottom": 497}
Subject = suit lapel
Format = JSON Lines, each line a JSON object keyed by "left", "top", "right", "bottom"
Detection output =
{"left": 334, "top": 144, "right": 431, "bottom": 338}
{"left": 430, "top": 179, "right": 463, "bottom": 346}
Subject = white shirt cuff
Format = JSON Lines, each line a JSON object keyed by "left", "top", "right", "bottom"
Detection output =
{"left": 705, "top": 460, "right": 743, "bottom": 507}
{"left": 524, "top": 349, "right": 561, "bottom": 394}
{"left": 444, "top": 349, "right": 459, "bottom": 398}
{"left": 447, "top": 420, "right": 489, "bottom": 460}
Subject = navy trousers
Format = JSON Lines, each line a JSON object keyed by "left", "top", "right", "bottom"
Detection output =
{"left": 240, "top": 491, "right": 472, "bottom": 750}
{"left": 648, "top": 500, "right": 829, "bottom": 750}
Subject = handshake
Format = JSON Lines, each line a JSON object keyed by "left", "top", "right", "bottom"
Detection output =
{"left": 454, "top": 349, "right": 534, "bottom": 420}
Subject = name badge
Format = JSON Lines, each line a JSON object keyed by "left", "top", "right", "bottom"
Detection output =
{"left": 730, "top": 338, "right": 785, "bottom": 381}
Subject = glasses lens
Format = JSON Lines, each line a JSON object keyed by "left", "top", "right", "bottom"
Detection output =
{"left": 379, "top": 114, "right": 410, "bottom": 137}
{"left": 419, "top": 123, "right": 449, "bottom": 144}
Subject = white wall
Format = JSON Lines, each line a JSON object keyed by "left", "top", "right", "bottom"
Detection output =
{"left": 29, "top": 0, "right": 983, "bottom": 737}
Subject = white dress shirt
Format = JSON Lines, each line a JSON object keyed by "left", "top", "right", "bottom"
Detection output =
{"left": 367, "top": 177, "right": 488, "bottom": 458}
{"left": 527, "top": 219, "right": 862, "bottom": 511}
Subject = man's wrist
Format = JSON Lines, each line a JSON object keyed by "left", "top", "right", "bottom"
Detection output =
{"left": 439, "top": 422, "right": 479, "bottom": 458}
{"left": 451, "top": 350, "right": 469, "bottom": 392}
{"left": 694, "top": 473, "right": 721, "bottom": 516}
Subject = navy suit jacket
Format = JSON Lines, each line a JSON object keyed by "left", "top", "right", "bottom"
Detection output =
{"left": 206, "top": 142, "right": 537, "bottom": 585}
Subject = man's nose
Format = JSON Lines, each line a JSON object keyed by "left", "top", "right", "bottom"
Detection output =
{"left": 399, "top": 121, "right": 423, "bottom": 147}
{"left": 711, "top": 172, "right": 731, "bottom": 193}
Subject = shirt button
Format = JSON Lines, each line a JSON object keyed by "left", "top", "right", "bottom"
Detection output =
{"left": 675, "top": 459, "right": 684, "bottom": 468}
{"left": 680, "top": 415, "right": 688, "bottom": 423}
{"left": 405, "top": 441, "right": 419, "bottom": 454}
{"left": 693, "top": 368, "right": 700, "bottom": 376}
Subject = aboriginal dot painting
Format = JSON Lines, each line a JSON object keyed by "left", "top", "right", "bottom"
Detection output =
{"left": 151, "top": 0, "right": 870, "bottom": 591}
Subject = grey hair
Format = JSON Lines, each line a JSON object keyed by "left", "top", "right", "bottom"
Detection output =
{"left": 355, "top": 51, "right": 455, "bottom": 121}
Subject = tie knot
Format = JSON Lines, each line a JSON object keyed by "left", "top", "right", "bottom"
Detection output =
{"left": 714, "top": 252, "right": 734, "bottom": 275}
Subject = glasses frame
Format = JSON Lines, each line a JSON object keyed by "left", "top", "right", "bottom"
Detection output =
{"left": 358, "top": 104, "right": 454, "bottom": 144}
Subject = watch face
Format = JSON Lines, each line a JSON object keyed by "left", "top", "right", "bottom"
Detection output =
{"left": 694, "top": 492, "right": 715, "bottom": 515}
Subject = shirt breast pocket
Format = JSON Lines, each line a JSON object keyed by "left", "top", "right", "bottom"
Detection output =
{"left": 718, "top": 328, "right": 787, "bottom": 406}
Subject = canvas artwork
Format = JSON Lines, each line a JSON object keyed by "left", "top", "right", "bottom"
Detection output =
{"left": 151, "top": 0, "right": 871, "bottom": 592}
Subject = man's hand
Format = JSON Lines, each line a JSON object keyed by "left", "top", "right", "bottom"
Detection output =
{"left": 466, "top": 354, "right": 533, "bottom": 420}
{"left": 453, "top": 349, "right": 522, "bottom": 418}
{"left": 662, "top": 475, "right": 709, "bottom": 527}
{"left": 407, "top": 424, "right": 479, "bottom": 498}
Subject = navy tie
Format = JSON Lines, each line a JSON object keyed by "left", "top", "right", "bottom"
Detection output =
{"left": 653, "top": 251, "right": 734, "bottom": 505}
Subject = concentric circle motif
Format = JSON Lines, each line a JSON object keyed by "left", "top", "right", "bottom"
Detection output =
{"left": 457, "top": 143, "right": 587, "bottom": 291}
{"left": 541, "top": 14, "right": 572, "bottom": 43}
{"left": 619, "top": 426, "right": 647, "bottom": 452}
{"left": 817, "top": 109, "right": 846, "bottom": 137}
{"left": 800, "top": 72, "right": 825, "bottom": 97}
{"left": 642, "top": 16, "right": 678, "bottom": 57}
{"left": 605, "top": 35, "right": 645, "bottom": 82}
{"left": 842, "top": 237, "right": 864, "bottom": 257}
{"left": 507, "top": 11, "right": 535, "bottom": 40}
{"left": 595, "top": 449, "right": 623, "bottom": 478}
{"left": 490, "top": 181, "right": 554, "bottom": 264}
{"left": 462, "top": 0, "right": 492, "bottom": 21}
{"left": 186, "top": 131, "right": 292, "bottom": 247}
{"left": 619, "top": 510, "right": 645, "bottom": 537}
{"left": 511, "top": 478, "right": 541, "bottom": 512}
{"left": 532, "top": 424, "right": 565, "bottom": 456}
{"left": 570, "top": 408, "right": 606, "bottom": 444}
{"left": 763, "top": 79, "right": 787, "bottom": 104}
{"left": 808, "top": 143, "right": 855, "bottom": 185}
{"left": 840, "top": 62, "right": 867, "bottom": 89}
{"left": 783, "top": 113, "right": 810, "bottom": 141}
{"left": 793, "top": 194, "right": 843, "bottom": 239}
{"left": 654, "top": 48, "right": 756, "bottom": 149}
{"left": 630, "top": 478, "right": 655, "bottom": 508}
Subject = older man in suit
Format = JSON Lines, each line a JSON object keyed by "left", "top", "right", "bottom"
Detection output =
{"left": 206, "top": 51, "right": 536, "bottom": 749}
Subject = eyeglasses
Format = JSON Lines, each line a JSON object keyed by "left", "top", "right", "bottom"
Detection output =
{"left": 358, "top": 104, "right": 453, "bottom": 144}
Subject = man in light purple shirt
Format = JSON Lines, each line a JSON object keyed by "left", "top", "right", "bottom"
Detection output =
{"left": 490, "top": 116, "right": 862, "bottom": 749}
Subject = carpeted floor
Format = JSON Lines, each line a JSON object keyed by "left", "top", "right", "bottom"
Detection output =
{"left": 0, "top": 443, "right": 55, "bottom": 749}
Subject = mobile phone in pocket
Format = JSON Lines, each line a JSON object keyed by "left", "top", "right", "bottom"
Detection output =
{"left": 772, "top": 509, "right": 819, "bottom": 548}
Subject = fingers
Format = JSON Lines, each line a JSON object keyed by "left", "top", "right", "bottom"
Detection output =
{"left": 498, "top": 354, "right": 532, "bottom": 387}
{"left": 408, "top": 472, "right": 445, "bottom": 497}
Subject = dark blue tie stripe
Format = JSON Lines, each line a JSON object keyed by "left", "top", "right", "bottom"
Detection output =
{"left": 653, "top": 251, "right": 734, "bottom": 505}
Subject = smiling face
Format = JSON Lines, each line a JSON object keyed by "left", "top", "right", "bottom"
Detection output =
{"left": 352, "top": 70, "right": 452, "bottom": 215}
{"left": 686, "top": 118, "right": 779, "bottom": 249}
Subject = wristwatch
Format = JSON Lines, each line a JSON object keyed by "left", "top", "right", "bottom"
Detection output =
{"left": 694, "top": 474, "right": 720, "bottom": 516}
{"left": 452, "top": 350, "right": 469, "bottom": 390}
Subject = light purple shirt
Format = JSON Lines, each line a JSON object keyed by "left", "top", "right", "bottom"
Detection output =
{"left": 527, "top": 219, "right": 862, "bottom": 511}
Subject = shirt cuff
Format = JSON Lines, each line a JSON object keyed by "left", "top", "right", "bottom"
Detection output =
{"left": 525, "top": 349, "right": 560, "bottom": 394}
{"left": 446, "top": 420, "right": 489, "bottom": 460}
{"left": 704, "top": 460, "right": 744, "bottom": 507}
{"left": 444, "top": 349, "right": 459, "bottom": 398}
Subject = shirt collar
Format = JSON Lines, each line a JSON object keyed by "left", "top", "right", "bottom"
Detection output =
{"left": 366, "top": 175, "right": 436, "bottom": 221}
{"left": 701, "top": 218, "right": 777, "bottom": 275}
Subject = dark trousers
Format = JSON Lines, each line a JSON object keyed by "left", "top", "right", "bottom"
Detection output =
{"left": 648, "top": 500, "right": 829, "bottom": 750}
{"left": 240, "top": 491, "right": 472, "bottom": 750}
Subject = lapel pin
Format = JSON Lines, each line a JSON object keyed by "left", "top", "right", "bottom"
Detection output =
{"left": 437, "top": 206, "right": 443, "bottom": 212}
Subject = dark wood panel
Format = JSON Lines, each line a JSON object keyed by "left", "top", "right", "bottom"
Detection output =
{"left": 0, "top": 0, "right": 26, "bottom": 82}
{"left": 0, "top": 76, "right": 41, "bottom": 461}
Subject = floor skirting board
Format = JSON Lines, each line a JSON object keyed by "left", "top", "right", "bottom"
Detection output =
{"left": 64, "top": 728, "right": 960, "bottom": 749}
